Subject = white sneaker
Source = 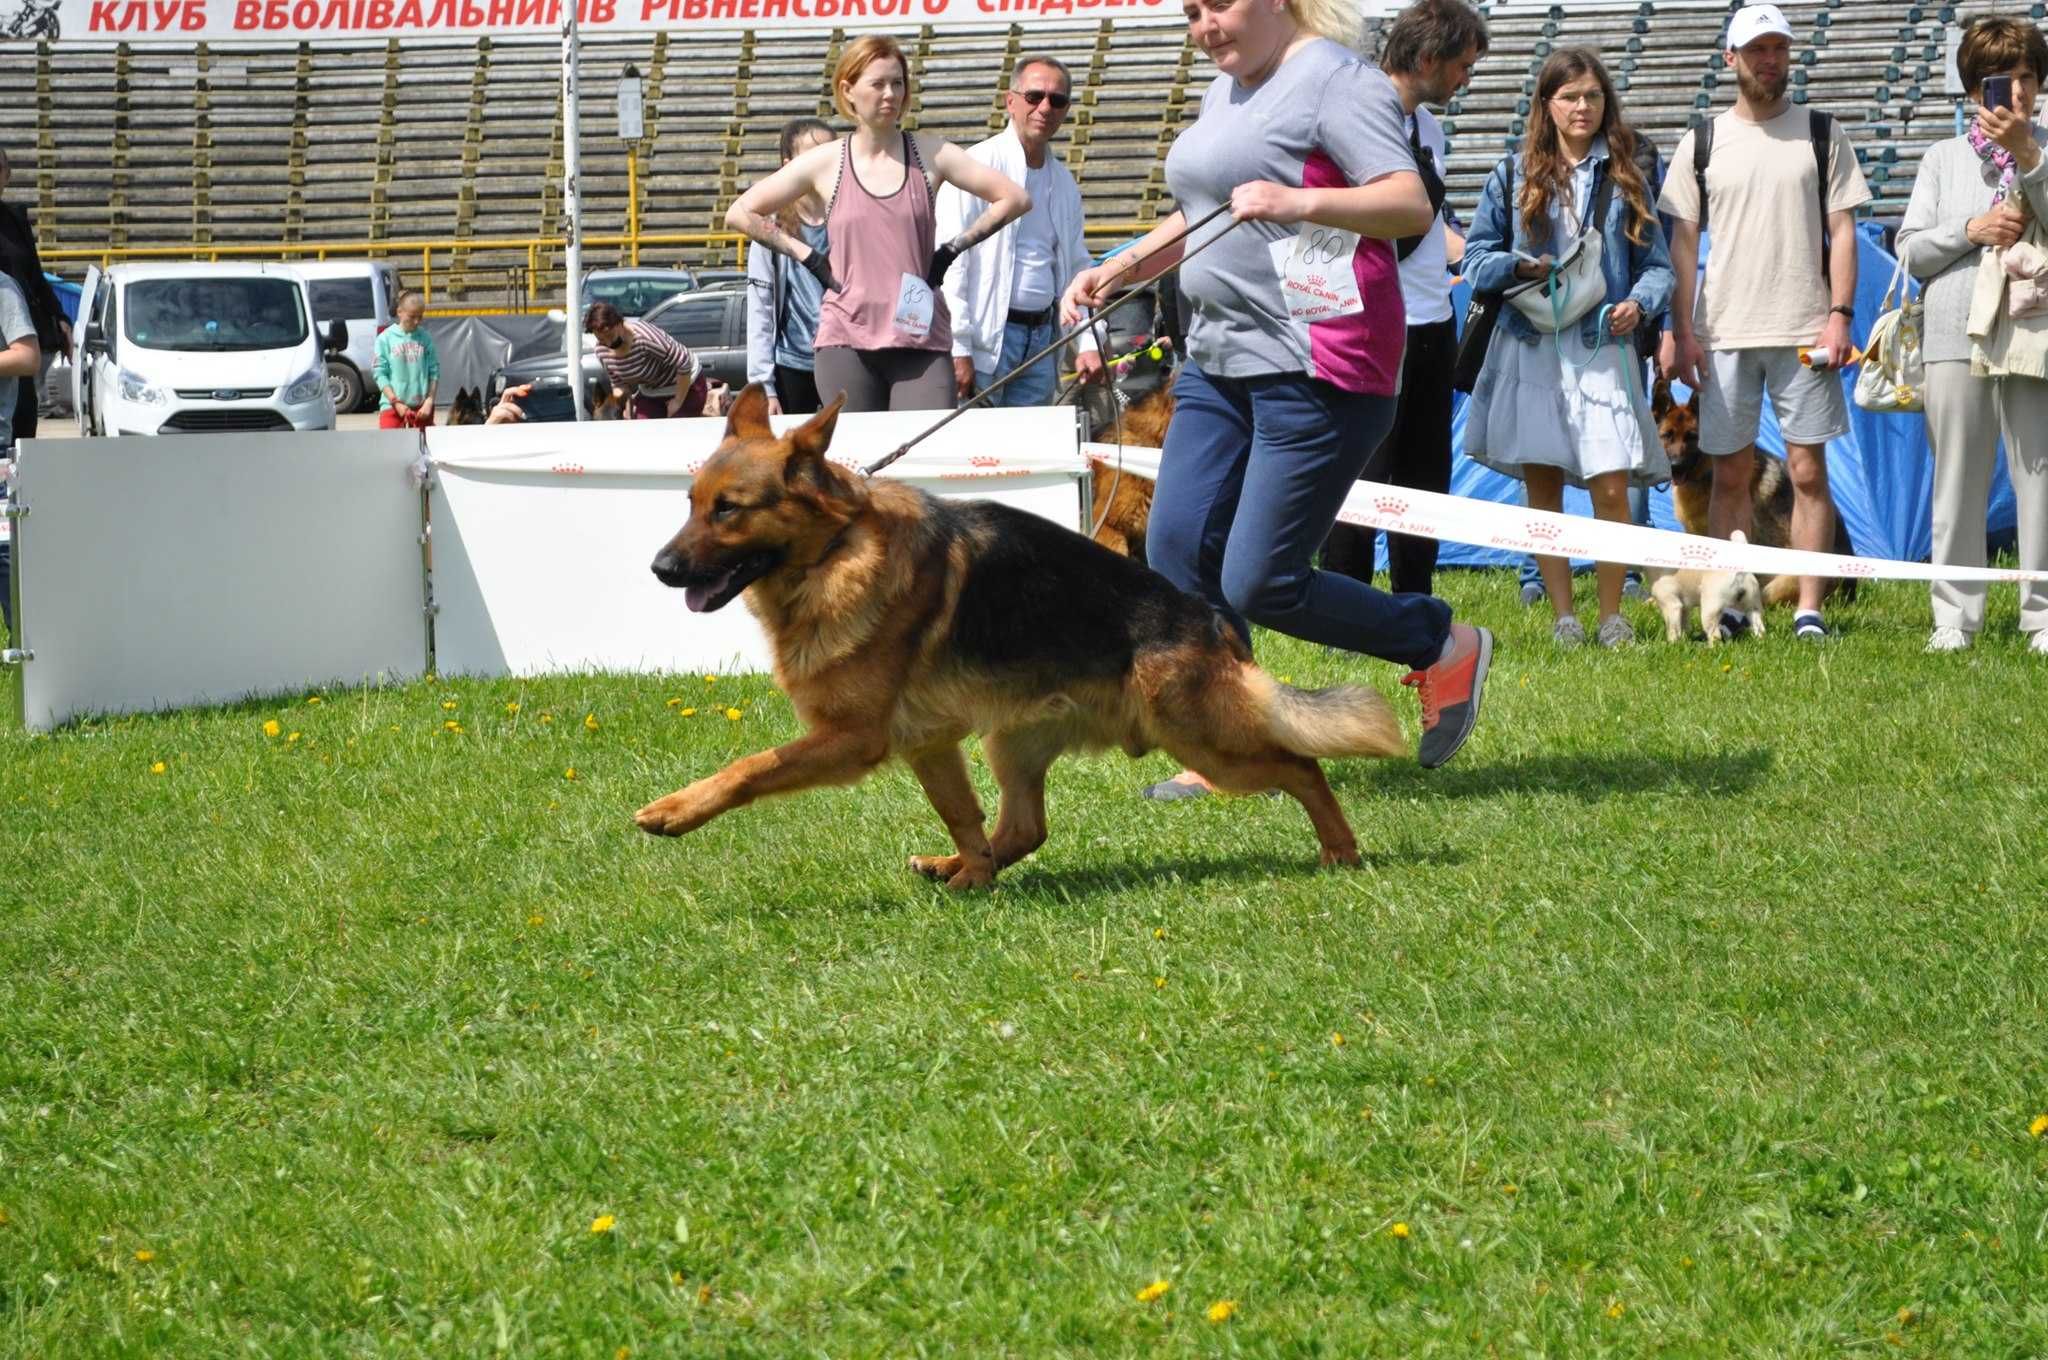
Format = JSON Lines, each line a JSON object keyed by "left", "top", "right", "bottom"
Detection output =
{"left": 2030, "top": 631, "right": 2048, "bottom": 656}
{"left": 1925, "top": 626, "right": 1971, "bottom": 653}
{"left": 1596, "top": 613, "right": 1636, "bottom": 649}
{"left": 1553, "top": 615, "right": 1586, "bottom": 648}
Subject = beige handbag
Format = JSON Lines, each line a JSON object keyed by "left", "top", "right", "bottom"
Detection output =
{"left": 1854, "top": 255, "right": 1925, "bottom": 413}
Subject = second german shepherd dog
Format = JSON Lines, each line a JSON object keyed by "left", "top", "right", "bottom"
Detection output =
{"left": 638, "top": 384, "right": 1408, "bottom": 886}
{"left": 1652, "top": 380, "right": 1857, "bottom": 607}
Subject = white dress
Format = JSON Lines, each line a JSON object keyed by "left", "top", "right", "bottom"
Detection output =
{"left": 1460, "top": 157, "right": 1670, "bottom": 490}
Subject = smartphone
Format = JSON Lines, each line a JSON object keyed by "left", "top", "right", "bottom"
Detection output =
{"left": 1983, "top": 75, "right": 2015, "bottom": 111}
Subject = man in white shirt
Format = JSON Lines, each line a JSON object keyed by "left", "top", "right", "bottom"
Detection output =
{"left": 1659, "top": 2, "right": 1870, "bottom": 640}
{"left": 938, "top": 56, "right": 1104, "bottom": 407}
{"left": 1325, "top": 0, "right": 1487, "bottom": 596}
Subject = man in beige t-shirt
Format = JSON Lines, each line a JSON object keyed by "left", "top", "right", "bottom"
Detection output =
{"left": 1658, "top": 2, "right": 1871, "bottom": 638}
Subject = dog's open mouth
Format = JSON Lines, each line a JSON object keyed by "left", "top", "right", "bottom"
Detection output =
{"left": 678, "top": 550, "right": 780, "bottom": 613}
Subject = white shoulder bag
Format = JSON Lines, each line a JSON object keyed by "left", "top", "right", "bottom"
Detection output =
{"left": 1854, "top": 254, "right": 1925, "bottom": 414}
{"left": 1504, "top": 166, "right": 1613, "bottom": 334}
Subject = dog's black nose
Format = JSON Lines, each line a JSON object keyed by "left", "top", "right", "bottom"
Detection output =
{"left": 651, "top": 548, "right": 690, "bottom": 588}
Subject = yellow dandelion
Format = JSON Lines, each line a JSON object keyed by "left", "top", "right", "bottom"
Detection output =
{"left": 703, "top": 674, "right": 717, "bottom": 684}
{"left": 444, "top": 720, "right": 463, "bottom": 733}
{"left": 1721, "top": 661, "right": 1733, "bottom": 673}
{"left": 1886, "top": 1331, "right": 1906, "bottom": 1347}
{"left": 1278, "top": 674, "right": 1292, "bottom": 684}
{"left": 149, "top": 761, "right": 167, "bottom": 775}
{"left": 564, "top": 768, "right": 578, "bottom": 781}
{"left": 287, "top": 732, "right": 302, "bottom": 744}
{"left": 1502, "top": 1183, "right": 1518, "bottom": 1196}
{"left": 672, "top": 1271, "right": 685, "bottom": 1287}
{"left": 665, "top": 697, "right": 683, "bottom": 708}
{"left": 134, "top": 1248, "right": 155, "bottom": 1263}
{"left": 1606, "top": 1301, "right": 1625, "bottom": 1319}
{"left": 1360, "top": 1107, "right": 1373, "bottom": 1122}
{"left": 505, "top": 701, "right": 521, "bottom": 714}
{"left": 696, "top": 1283, "right": 713, "bottom": 1305}
{"left": 616, "top": 1348, "right": 630, "bottom": 1360}
{"left": 528, "top": 914, "right": 545, "bottom": 927}
{"left": 262, "top": 719, "right": 282, "bottom": 737}
{"left": 540, "top": 712, "right": 554, "bottom": 725}
{"left": 1155, "top": 976, "right": 1166, "bottom": 989}
{"left": 1136, "top": 1279, "right": 1171, "bottom": 1303}
{"left": 584, "top": 712, "right": 600, "bottom": 732}
{"left": 1680, "top": 1256, "right": 1694, "bottom": 1269}
{"left": 0, "top": 1208, "right": 9, "bottom": 1225}
{"left": 1331, "top": 1031, "right": 1345, "bottom": 1047}
{"left": 442, "top": 699, "right": 458, "bottom": 710}
{"left": 1153, "top": 927, "right": 1165, "bottom": 939}
{"left": 1897, "top": 1307, "right": 1916, "bottom": 1326}
{"left": 680, "top": 707, "right": 697, "bottom": 717}
{"left": 724, "top": 707, "right": 743, "bottom": 721}
{"left": 590, "top": 1214, "right": 616, "bottom": 1235}
{"left": 306, "top": 695, "right": 323, "bottom": 706}
{"left": 1390, "top": 1222, "right": 1410, "bottom": 1239}
{"left": 1206, "top": 1300, "right": 1237, "bottom": 1324}
{"left": 2030, "top": 1113, "right": 2048, "bottom": 1138}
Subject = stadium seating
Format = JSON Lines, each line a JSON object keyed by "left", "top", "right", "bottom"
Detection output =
{"left": 3, "top": 1, "right": 2035, "bottom": 302}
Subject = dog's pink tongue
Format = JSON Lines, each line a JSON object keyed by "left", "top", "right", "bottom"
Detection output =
{"left": 683, "top": 583, "right": 714, "bottom": 613}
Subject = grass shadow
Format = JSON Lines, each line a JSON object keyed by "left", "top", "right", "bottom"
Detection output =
{"left": 1336, "top": 746, "right": 1775, "bottom": 801}
{"left": 994, "top": 839, "right": 1471, "bottom": 899}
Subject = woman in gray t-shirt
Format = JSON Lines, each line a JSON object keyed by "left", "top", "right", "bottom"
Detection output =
{"left": 1061, "top": 0, "right": 1494, "bottom": 782}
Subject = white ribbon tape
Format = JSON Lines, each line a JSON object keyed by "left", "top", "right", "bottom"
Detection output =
{"left": 1082, "top": 442, "right": 2048, "bottom": 585}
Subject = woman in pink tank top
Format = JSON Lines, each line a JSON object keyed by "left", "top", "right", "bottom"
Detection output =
{"left": 726, "top": 35, "right": 1032, "bottom": 412}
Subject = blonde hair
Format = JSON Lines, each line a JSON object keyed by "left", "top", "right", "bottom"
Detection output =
{"left": 1288, "top": 0, "right": 1358, "bottom": 46}
{"left": 832, "top": 35, "right": 910, "bottom": 121}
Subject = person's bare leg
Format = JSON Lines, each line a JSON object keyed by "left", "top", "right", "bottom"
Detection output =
{"left": 1521, "top": 464, "right": 1577, "bottom": 619}
{"left": 1784, "top": 440, "right": 1834, "bottom": 613}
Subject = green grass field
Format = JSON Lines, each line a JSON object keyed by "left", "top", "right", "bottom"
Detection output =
{"left": 5, "top": 571, "right": 2048, "bottom": 1357}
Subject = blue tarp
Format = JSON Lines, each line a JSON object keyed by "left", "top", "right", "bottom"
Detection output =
{"left": 1424, "top": 231, "right": 2002, "bottom": 570}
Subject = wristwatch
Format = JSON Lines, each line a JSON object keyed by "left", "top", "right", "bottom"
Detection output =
{"left": 1829, "top": 305, "right": 1855, "bottom": 319}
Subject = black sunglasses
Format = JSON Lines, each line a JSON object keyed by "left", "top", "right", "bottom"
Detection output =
{"left": 1014, "top": 89, "right": 1072, "bottom": 109}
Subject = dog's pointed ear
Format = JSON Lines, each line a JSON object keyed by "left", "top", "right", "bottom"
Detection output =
{"left": 783, "top": 394, "right": 846, "bottom": 490}
{"left": 1651, "top": 378, "right": 1672, "bottom": 418}
{"left": 724, "top": 382, "right": 774, "bottom": 440}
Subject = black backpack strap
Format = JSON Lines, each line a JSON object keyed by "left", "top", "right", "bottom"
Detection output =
{"left": 1590, "top": 157, "right": 1617, "bottom": 237}
{"left": 1810, "top": 108, "right": 1835, "bottom": 277}
{"left": 1693, "top": 117, "right": 1713, "bottom": 235}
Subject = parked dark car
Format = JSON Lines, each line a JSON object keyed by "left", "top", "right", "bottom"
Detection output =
{"left": 488, "top": 280, "right": 748, "bottom": 423}
{"left": 579, "top": 267, "right": 704, "bottom": 319}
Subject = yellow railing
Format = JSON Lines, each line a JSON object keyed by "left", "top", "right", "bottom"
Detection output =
{"left": 40, "top": 221, "right": 1165, "bottom": 313}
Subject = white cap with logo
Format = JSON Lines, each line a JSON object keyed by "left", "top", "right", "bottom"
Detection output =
{"left": 1725, "top": 2, "right": 1796, "bottom": 51}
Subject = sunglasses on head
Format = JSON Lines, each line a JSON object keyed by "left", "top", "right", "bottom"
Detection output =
{"left": 1015, "top": 88, "right": 1072, "bottom": 109}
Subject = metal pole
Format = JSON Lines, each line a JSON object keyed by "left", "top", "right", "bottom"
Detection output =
{"left": 562, "top": 0, "right": 586, "bottom": 421}
{"left": 627, "top": 151, "right": 640, "bottom": 267}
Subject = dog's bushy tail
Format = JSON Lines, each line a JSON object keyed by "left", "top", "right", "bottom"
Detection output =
{"left": 1248, "top": 669, "right": 1407, "bottom": 760}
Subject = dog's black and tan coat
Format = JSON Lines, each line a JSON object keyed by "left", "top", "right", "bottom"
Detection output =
{"left": 637, "top": 383, "right": 1406, "bottom": 886}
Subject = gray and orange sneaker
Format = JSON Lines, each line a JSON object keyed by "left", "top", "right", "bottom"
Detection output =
{"left": 1402, "top": 622, "right": 1493, "bottom": 769}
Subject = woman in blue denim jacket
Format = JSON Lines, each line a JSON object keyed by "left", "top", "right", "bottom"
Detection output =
{"left": 1461, "top": 48, "right": 1675, "bottom": 648}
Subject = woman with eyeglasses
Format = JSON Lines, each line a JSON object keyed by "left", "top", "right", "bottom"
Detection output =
{"left": 1059, "top": 0, "right": 1492, "bottom": 794}
{"left": 725, "top": 34, "right": 1031, "bottom": 413}
{"left": 1460, "top": 47, "right": 1674, "bottom": 650}
{"left": 582, "top": 300, "right": 706, "bottom": 420}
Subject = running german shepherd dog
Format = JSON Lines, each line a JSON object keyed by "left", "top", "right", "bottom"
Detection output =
{"left": 637, "top": 383, "right": 1407, "bottom": 886}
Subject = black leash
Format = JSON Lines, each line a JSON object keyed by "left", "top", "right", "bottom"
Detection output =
{"left": 860, "top": 202, "right": 1240, "bottom": 478}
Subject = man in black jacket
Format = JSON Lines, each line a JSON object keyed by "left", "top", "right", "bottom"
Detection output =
{"left": 0, "top": 147, "right": 71, "bottom": 442}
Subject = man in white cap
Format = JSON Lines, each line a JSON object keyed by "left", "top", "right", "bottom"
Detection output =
{"left": 1658, "top": 1, "right": 1870, "bottom": 641}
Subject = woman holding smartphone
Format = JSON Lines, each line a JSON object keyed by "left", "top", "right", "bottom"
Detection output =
{"left": 1895, "top": 16, "right": 2048, "bottom": 654}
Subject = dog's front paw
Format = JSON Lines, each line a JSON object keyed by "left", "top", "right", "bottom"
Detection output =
{"left": 908, "top": 851, "right": 995, "bottom": 890}
{"left": 635, "top": 788, "right": 717, "bottom": 837}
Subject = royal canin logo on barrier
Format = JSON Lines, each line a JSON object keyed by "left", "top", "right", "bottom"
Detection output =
{"left": 1372, "top": 495, "right": 1408, "bottom": 517}
{"left": 552, "top": 463, "right": 585, "bottom": 475}
{"left": 1679, "top": 541, "right": 1715, "bottom": 564}
{"left": 1527, "top": 521, "right": 1561, "bottom": 542}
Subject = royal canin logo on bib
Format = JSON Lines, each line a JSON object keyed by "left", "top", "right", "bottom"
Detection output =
{"left": 1373, "top": 496, "right": 1408, "bottom": 516}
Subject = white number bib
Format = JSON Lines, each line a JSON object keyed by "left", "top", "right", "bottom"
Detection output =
{"left": 893, "top": 272, "right": 935, "bottom": 344}
{"left": 1270, "top": 225, "right": 1363, "bottom": 322}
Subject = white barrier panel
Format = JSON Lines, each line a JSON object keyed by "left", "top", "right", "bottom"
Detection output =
{"left": 1082, "top": 443, "right": 2048, "bottom": 585}
{"left": 12, "top": 432, "right": 429, "bottom": 732}
{"left": 427, "top": 408, "right": 1084, "bottom": 678}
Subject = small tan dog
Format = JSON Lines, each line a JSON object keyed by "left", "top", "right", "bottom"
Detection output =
{"left": 1646, "top": 531, "right": 1766, "bottom": 644}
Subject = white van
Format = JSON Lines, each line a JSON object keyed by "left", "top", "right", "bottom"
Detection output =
{"left": 292, "top": 259, "right": 405, "bottom": 412}
{"left": 72, "top": 263, "right": 340, "bottom": 437}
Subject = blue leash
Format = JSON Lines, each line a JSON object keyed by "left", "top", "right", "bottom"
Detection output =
{"left": 1543, "top": 275, "right": 1636, "bottom": 409}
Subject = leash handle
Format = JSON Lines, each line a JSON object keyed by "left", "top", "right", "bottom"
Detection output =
{"left": 861, "top": 202, "right": 1238, "bottom": 478}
